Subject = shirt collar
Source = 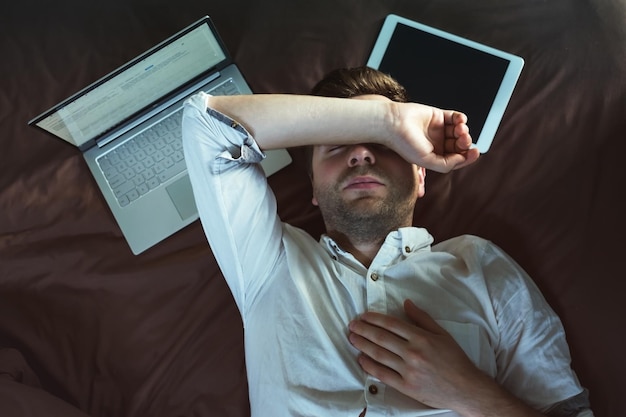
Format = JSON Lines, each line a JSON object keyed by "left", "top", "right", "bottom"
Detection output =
{"left": 320, "top": 227, "right": 434, "bottom": 265}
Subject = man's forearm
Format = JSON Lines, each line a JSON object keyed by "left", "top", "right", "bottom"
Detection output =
{"left": 205, "top": 93, "right": 478, "bottom": 172}
{"left": 205, "top": 94, "right": 395, "bottom": 151}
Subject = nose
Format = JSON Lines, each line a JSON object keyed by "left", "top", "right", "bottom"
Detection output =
{"left": 348, "top": 144, "right": 376, "bottom": 167}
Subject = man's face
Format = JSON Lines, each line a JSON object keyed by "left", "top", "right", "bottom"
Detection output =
{"left": 310, "top": 95, "right": 425, "bottom": 242}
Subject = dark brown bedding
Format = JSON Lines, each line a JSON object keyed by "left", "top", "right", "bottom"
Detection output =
{"left": 1, "top": 0, "right": 625, "bottom": 416}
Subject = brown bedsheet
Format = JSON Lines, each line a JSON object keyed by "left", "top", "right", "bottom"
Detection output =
{"left": 1, "top": 0, "right": 625, "bottom": 416}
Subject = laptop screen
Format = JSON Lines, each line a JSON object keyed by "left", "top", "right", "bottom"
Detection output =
{"left": 33, "top": 22, "right": 226, "bottom": 147}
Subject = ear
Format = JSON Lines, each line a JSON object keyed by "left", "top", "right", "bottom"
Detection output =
{"left": 417, "top": 166, "right": 426, "bottom": 198}
{"left": 310, "top": 172, "right": 319, "bottom": 206}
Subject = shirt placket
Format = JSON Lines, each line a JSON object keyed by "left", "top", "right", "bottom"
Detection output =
{"left": 363, "top": 257, "right": 389, "bottom": 414}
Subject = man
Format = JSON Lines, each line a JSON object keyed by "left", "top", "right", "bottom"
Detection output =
{"left": 182, "top": 67, "right": 592, "bottom": 417}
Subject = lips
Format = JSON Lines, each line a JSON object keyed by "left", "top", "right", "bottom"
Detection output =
{"left": 343, "top": 175, "right": 384, "bottom": 190}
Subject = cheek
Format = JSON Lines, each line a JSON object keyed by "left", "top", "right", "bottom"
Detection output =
{"left": 389, "top": 164, "right": 424, "bottom": 199}
{"left": 311, "top": 162, "right": 339, "bottom": 191}
{"left": 310, "top": 170, "right": 338, "bottom": 208}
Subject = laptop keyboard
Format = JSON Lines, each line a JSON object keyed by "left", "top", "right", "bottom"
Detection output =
{"left": 98, "top": 79, "right": 241, "bottom": 207}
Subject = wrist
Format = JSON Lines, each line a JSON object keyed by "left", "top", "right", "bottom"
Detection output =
{"left": 380, "top": 100, "right": 403, "bottom": 151}
{"left": 453, "top": 379, "right": 544, "bottom": 417}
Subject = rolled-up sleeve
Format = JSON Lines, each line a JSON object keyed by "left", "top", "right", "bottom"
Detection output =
{"left": 479, "top": 242, "right": 592, "bottom": 415}
{"left": 182, "top": 91, "right": 284, "bottom": 316}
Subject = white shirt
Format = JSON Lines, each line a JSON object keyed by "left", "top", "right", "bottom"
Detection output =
{"left": 182, "top": 92, "right": 590, "bottom": 417}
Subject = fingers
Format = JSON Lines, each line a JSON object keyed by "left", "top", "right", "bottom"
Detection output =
{"left": 443, "top": 110, "right": 467, "bottom": 125}
{"left": 348, "top": 315, "right": 413, "bottom": 376}
{"left": 421, "top": 149, "right": 478, "bottom": 173}
{"left": 347, "top": 304, "right": 443, "bottom": 396}
{"left": 347, "top": 303, "right": 439, "bottom": 366}
{"left": 443, "top": 112, "right": 472, "bottom": 151}
{"left": 403, "top": 300, "right": 445, "bottom": 334}
{"left": 351, "top": 301, "right": 444, "bottom": 339}
{"left": 439, "top": 109, "right": 479, "bottom": 171}
{"left": 356, "top": 352, "right": 404, "bottom": 387}
{"left": 444, "top": 123, "right": 470, "bottom": 146}
{"left": 348, "top": 329, "right": 405, "bottom": 371}
{"left": 352, "top": 309, "right": 426, "bottom": 341}
{"left": 451, "top": 147, "right": 480, "bottom": 169}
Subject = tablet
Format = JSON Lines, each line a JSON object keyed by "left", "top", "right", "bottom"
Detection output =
{"left": 367, "top": 14, "right": 524, "bottom": 153}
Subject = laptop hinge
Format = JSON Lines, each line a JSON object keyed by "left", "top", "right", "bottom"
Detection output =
{"left": 95, "top": 71, "right": 221, "bottom": 148}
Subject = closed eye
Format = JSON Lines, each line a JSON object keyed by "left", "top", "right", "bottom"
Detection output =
{"left": 326, "top": 145, "right": 345, "bottom": 153}
{"left": 324, "top": 144, "right": 392, "bottom": 155}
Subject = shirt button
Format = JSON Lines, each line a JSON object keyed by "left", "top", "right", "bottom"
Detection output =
{"left": 405, "top": 246, "right": 412, "bottom": 253}
{"left": 370, "top": 273, "right": 379, "bottom": 282}
{"left": 368, "top": 384, "right": 378, "bottom": 395}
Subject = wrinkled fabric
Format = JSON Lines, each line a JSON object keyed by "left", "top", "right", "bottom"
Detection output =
{"left": 1, "top": 0, "right": 624, "bottom": 416}
{"left": 182, "top": 93, "right": 589, "bottom": 416}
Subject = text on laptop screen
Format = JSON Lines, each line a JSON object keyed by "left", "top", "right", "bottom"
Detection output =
{"left": 35, "top": 23, "right": 226, "bottom": 147}
{"left": 377, "top": 23, "right": 509, "bottom": 142}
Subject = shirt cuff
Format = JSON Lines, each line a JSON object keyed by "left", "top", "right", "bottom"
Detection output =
{"left": 545, "top": 389, "right": 593, "bottom": 417}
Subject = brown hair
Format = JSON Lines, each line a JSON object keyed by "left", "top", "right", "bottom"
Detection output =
{"left": 310, "top": 66, "right": 408, "bottom": 102}
{"left": 304, "top": 67, "right": 408, "bottom": 176}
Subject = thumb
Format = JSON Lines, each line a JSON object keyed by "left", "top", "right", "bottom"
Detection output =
{"left": 403, "top": 299, "right": 445, "bottom": 334}
{"left": 420, "top": 152, "right": 470, "bottom": 174}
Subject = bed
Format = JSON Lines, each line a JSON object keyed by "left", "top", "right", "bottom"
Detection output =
{"left": 1, "top": 0, "right": 625, "bottom": 416}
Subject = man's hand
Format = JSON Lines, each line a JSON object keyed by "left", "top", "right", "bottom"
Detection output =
{"left": 388, "top": 102, "right": 480, "bottom": 173}
{"left": 348, "top": 300, "right": 543, "bottom": 417}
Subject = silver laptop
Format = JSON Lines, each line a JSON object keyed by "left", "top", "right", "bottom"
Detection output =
{"left": 367, "top": 14, "right": 524, "bottom": 153}
{"left": 28, "top": 16, "right": 292, "bottom": 254}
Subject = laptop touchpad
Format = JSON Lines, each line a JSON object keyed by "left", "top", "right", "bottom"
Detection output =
{"left": 166, "top": 175, "right": 198, "bottom": 220}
